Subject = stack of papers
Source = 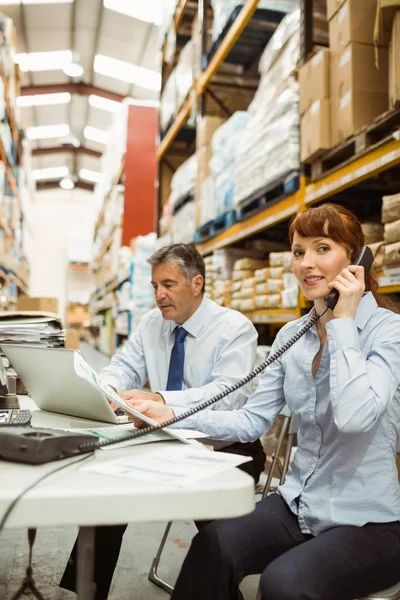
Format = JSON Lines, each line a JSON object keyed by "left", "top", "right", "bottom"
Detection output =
{"left": 0, "top": 312, "right": 65, "bottom": 348}
{"left": 0, "top": 312, "right": 65, "bottom": 377}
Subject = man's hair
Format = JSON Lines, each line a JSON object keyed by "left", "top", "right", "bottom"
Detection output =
{"left": 148, "top": 243, "right": 206, "bottom": 293}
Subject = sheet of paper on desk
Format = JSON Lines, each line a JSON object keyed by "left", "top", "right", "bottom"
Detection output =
{"left": 73, "top": 351, "right": 207, "bottom": 447}
{"left": 59, "top": 424, "right": 208, "bottom": 451}
{"left": 82, "top": 445, "right": 252, "bottom": 486}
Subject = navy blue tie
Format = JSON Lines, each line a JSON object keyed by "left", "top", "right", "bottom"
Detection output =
{"left": 166, "top": 327, "right": 188, "bottom": 391}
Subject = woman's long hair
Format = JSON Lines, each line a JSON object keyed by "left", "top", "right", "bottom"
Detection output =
{"left": 289, "top": 203, "right": 391, "bottom": 310}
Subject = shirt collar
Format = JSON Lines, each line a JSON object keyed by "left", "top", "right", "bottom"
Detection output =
{"left": 171, "top": 296, "right": 208, "bottom": 339}
{"left": 307, "top": 291, "right": 377, "bottom": 333}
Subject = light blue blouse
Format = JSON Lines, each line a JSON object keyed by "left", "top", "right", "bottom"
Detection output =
{"left": 173, "top": 293, "right": 400, "bottom": 535}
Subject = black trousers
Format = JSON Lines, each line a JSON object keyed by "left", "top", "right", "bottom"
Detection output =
{"left": 171, "top": 493, "right": 400, "bottom": 600}
{"left": 59, "top": 439, "right": 265, "bottom": 600}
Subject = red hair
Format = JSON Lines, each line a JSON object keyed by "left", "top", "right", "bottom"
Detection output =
{"left": 289, "top": 203, "right": 390, "bottom": 309}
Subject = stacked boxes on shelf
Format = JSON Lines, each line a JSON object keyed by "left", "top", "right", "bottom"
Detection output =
{"left": 368, "top": 192, "right": 400, "bottom": 287}
{"left": 299, "top": 48, "right": 332, "bottom": 162}
{"left": 233, "top": 10, "right": 301, "bottom": 206}
{"left": 373, "top": 0, "right": 400, "bottom": 109}
{"left": 328, "top": 0, "right": 388, "bottom": 146}
{"left": 255, "top": 253, "right": 298, "bottom": 310}
{"left": 231, "top": 258, "right": 269, "bottom": 312}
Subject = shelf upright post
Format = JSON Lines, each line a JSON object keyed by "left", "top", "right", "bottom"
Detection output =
{"left": 300, "top": 0, "right": 313, "bottom": 65}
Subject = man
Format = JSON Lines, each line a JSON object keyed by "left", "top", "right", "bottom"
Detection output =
{"left": 60, "top": 242, "right": 265, "bottom": 599}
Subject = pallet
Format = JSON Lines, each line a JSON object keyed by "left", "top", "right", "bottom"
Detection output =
{"left": 194, "top": 210, "right": 237, "bottom": 243}
{"left": 310, "top": 103, "right": 400, "bottom": 181}
{"left": 205, "top": 5, "right": 287, "bottom": 72}
{"left": 235, "top": 172, "right": 300, "bottom": 222}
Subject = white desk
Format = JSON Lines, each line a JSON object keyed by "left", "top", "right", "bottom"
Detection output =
{"left": 0, "top": 397, "right": 255, "bottom": 599}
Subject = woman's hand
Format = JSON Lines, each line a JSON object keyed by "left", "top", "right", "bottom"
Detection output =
{"left": 327, "top": 265, "right": 365, "bottom": 320}
{"left": 125, "top": 399, "right": 175, "bottom": 428}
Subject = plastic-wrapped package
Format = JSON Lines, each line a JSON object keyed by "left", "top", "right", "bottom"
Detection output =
{"left": 170, "top": 154, "right": 198, "bottom": 210}
{"left": 160, "top": 69, "right": 178, "bottom": 131}
{"left": 209, "top": 111, "right": 248, "bottom": 213}
{"left": 175, "top": 40, "right": 195, "bottom": 108}
{"left": 130, "top": 233, "right": 157, "bottom": 333}
{"left": 159, "top": 0, "right": 179, "bottom": 58}
{"left": 199, "top": 176, "right": 217, "bottom": 226}
{"left": 210, "top": 0, "right": 298, "bottom": 42}
{"left": 172, "top": 200, "right": 196, "bottom": 243}
{"left": 233, "top": 10, "right": 301, "bottom": 206}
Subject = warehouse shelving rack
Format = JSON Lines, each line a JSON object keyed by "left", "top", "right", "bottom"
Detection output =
{"left": 156, "top": 0, "right": 400, "bottom": 326}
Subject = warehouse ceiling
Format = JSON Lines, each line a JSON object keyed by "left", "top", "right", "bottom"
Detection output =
{"left": 0, "top": 0, "right": 161, "bottom": 189}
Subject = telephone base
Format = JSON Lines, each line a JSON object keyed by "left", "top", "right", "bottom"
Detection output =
{"left": 0, "top": 427, "right": 97, "bottom": 464}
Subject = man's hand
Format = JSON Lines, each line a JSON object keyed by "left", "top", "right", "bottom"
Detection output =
{"left": 119, "top": 390, "right": 166, "bottom": 404}
{"left": 124, "top": 399, "right": 175, "bottom": 428}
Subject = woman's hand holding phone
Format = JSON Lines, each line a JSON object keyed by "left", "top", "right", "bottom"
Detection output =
{"left": 327, "top": 265, "right": 366, "bottom": 320}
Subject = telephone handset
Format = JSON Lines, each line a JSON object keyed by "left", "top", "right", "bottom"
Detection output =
{"left": 324, "top": 246, "right": 374, "bottom": 311}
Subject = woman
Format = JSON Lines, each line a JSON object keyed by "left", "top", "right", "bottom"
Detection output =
{"left": 132, "top": 203, "right": 400, "bottom": 600}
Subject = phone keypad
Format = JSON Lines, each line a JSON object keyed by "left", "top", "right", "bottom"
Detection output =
{"left": 10, "top": 409, "right": 32, "bottom": 425}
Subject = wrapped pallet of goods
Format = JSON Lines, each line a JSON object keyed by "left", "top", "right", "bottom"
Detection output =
{"left": 170, "top": 155, "right": 197, "bottom": 244}
{"left": 233, "top": 9, "right": 301, "bottom": 207}
{"left": 195, "top": 115, "right": 227, "bottom": 227}
{"left": 209, "top": 111, "right": 249, "bottom": 216}
{"left": 381, "top": 192, "right": 400, "bottom": 270}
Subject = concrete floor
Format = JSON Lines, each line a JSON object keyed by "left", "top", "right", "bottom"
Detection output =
{"left": 0, "top": 342, "right": 260, "bottom": 600}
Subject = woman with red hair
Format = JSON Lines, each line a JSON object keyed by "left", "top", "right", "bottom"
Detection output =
{"left": 133, "top": 203, "right": 400, "bottom": 600}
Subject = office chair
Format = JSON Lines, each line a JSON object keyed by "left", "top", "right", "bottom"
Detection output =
{"left": 254, "top": 414, "right": 400, "bottom": 600}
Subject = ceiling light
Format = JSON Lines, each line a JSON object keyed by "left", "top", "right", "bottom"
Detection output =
{"left": 79, "top": 168, "right": 102, "bottom": 183}
{"left": 94, "top": 54, "right": 161, "bottom": 92}
{"left": 83, "top": 126, "right": 109, "bottom": 145}
{"left": 26, "top": 124, "right": 70, "bottom": 140}
{"left": 32, "top": 166, "right": 69, "bottom": 181}
{"left": 60, "top": 177, "right": 75, "bottom": 190}
{"left": 88, "top": 94, "right": 122, "bottom": 113}
{"left": 16, "top": 92, "right": 71, "bottom": 107}
{"left": 14, "top": 50, "right": 72, "bottom": 72}
{"left": 103, "top": 0, "right": 162, "bottom": 26}
{"left": 63, "top": 63, "right": 84, "bottom": 78}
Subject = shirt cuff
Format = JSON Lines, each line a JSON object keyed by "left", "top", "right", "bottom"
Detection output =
{"left": 326, "top": 318, "right": 359, "bottom": 349}
{"left": 101, "top": 376, "right": 122, "bottom": 393}
{"left": 158, "top": 390, "right": 188, "bottom": 407}
{"left": 168, "top": 405, "right": 200, "bottom": 429}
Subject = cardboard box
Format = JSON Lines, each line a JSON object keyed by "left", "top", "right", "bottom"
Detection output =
{"left": 329, "top": 0, "right": 379, "bottom": 54}
{"left": 301, "top": 99, "right": 332, "bottom": 162}
{"left": 196, "top": 116, "right": 226, "bottom": 149}
{"left": 389, "top": 11, "right": 400, "bottom": 107}
{"left": 374, "top": 0, "right": 400, "bottom": 46}
{"left": 331, "top": 42, "right": 388, "bottom": 145}
{"left": 327, "top": 0, "right": 346, "bottom": 20}
{"left": 17, "top": 296, "right": 58, "bottom": 314}
{"left": 299, "top": 48, "right": 330, "bottom": 116}
{"left": 65, "top": 329, "right": 80, "bottom": 350}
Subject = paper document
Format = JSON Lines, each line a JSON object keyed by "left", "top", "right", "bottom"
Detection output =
{"left": 82, "top": 445, "right": 252, "bottom": 487}
{"left": 73, "top": 351, "right": 205, "bottom": 446}
{"left": 57, "top": 424, "right": 208, "bottom": 451}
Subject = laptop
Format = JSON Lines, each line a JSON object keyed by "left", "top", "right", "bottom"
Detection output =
{"left": 1, "top": 345, "right": 128, "bottom": 425}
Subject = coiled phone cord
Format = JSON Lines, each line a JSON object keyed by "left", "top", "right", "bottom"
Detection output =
{"left": 78, "top": 307, "right": 327, "bottom": 454}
